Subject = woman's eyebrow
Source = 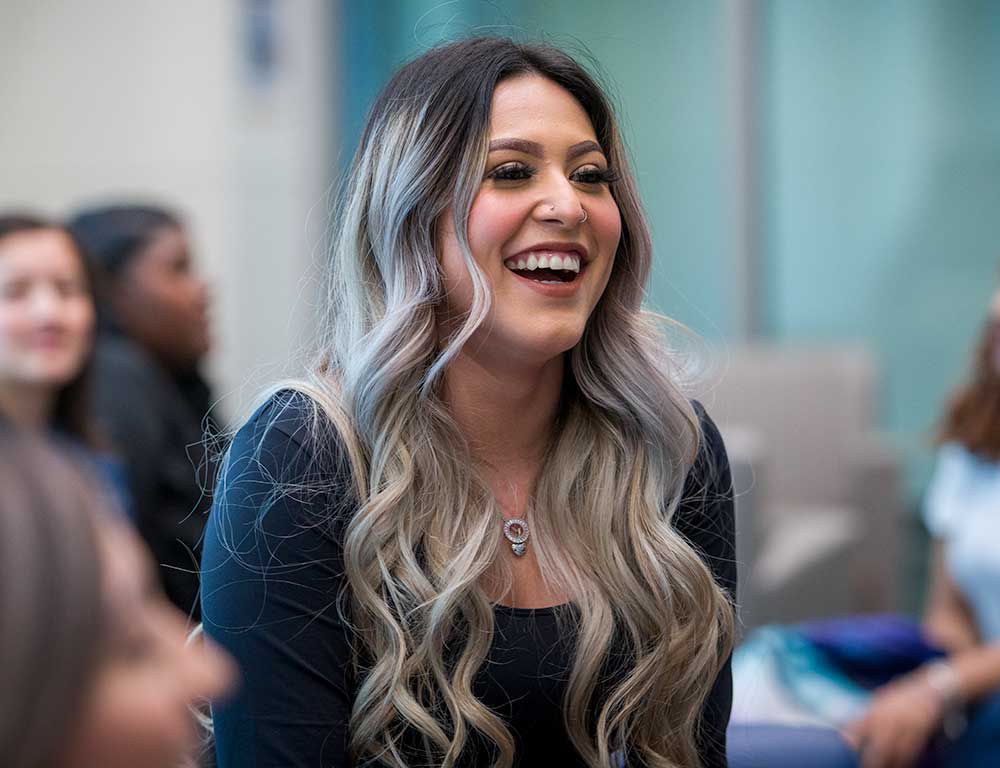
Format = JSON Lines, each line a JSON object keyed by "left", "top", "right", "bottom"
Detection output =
{"left": 488, "top": 137, "right": 544, "bottom": 156}
{"left": 487, "top": 137, "right": 606, "bottom": 161}
{"left": 566, "top": 140, "right": 604, "bottom": 160}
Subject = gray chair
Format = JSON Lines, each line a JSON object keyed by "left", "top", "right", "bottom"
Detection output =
{"left": 702, "top": 344, "right": 904, "bottom": 628}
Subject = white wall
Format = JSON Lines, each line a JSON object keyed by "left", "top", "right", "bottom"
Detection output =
{"left": 0, "top": 0, "right": 336, "bottom": 421}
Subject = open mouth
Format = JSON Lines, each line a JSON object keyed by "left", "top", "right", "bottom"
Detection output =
{"left": 503, "top": 252, "right": 583, "bottom": 284}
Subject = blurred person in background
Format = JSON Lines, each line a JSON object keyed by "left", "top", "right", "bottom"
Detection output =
{"left": 841, "top": 288, "right": 1000, "bottom": 766}
{"left": 0, "top": 214, "right": 128, "bottom": 502}
{"left": 730, "top": 287, "right": 1000, "bottom": 768}
{"left": 0, "top": 433, "right": 234, "bottom": 768}
{"left": 0, "top": 214, "right": 96, "bottom": 440}
{"left": 69, "top": 204, "right": 216, "bottom": 620}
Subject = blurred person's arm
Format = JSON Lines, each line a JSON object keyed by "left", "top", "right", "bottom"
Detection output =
{"left": 923, "top": 542, "right": 980, "bottom": 653}
{"left": 845, "top": 541, "right": 1000, "bottom": 767}
{"left": 921, "top": 546, "right": 1000, "bottom": 704}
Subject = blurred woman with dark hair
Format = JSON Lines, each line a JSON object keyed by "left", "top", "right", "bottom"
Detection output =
{"left": 936, "top": 290, "right": 1000, "bottom": 462}
{"left": 69, "top": 204, "right": 215, "bottom": 620}
{"left": 0, "top": 214, "right": 97, "bottom": 443}
{"left": 843, "top": 292, "right": 1000, "bottom": 767}
{"left": 0, "top": 433, "right": 234, "bottom": 768}
{"left": 729, "top": 290, "right": 1000, "bottom": 768}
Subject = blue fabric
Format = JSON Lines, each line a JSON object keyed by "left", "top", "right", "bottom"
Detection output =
{"left": 727, "top": 724, "right": 857, "bottom": 768}
{"left": 54, "top": 433, "right": 133, "bottom": 518}
{"left": 924, "top": 444, "right": 1000, "bottom": 642}
{"left": 945, "top": 691, "right": 1000, "bottom": 768}
{"left": 89, "top": 453, "right": 132, "bottom": 518}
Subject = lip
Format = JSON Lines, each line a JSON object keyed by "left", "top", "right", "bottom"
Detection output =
{"left": 502, "top": 243, "right": 590, "bottom": 299}
{"left": 28, "top": 331, "right": 70, "bottom": 350}
{"left": 507, "top": 269, "right": 585, "bottom": 298}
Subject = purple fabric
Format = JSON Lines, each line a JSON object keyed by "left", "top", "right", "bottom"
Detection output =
{"left": 797, "top": 614, "right": 946, "bottom": 687}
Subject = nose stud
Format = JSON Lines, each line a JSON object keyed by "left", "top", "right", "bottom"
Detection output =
{"left": 547, "top": 204, "right": 588, "bottom": 224}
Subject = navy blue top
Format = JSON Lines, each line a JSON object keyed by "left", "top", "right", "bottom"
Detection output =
{"left": 202, "top": 391, "right": 736, "bottom": 767}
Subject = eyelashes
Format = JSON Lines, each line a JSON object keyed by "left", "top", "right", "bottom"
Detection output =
{"left": 487, "top": 162, "right": 537, "bottom": 182}
{"left": 487, "top": 161, "right": 620, "bottom": 186}
{"left": 573, "top": 167, "right": 621, "bottom": 185}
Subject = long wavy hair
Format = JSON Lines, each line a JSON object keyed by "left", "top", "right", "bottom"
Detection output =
{"left": 256, "top": 37, "right": 733, "bottom": 768}
{"left": 937, "top": 311, "right": 1000, "bottom": 460}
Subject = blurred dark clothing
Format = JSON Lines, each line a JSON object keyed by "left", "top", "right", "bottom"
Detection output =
{"left": 91, "top": 332, "right": 216, "bottom": 619}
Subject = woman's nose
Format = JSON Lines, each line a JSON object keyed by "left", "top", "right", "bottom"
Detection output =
{"left": 532, "top": 174, "right": 585, "bottom": 228}
{"left": 28, "top": 284, "right": 64, "bottom": 323}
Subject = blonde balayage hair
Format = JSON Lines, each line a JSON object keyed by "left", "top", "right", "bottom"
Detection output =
{"left": 261, "top": 37, "right": 733, "bottom": 768}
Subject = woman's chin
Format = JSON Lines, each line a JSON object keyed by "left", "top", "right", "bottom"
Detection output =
{"left": 503, "top": 328, "right": 583, "bottom": 366}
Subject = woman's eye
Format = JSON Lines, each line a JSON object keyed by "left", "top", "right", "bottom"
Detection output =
{"left": 55, "top": 280, "right": 86, "bottom": 298}
{"left": 487, "top": 162, "right": 537, "bottom": 182}
{"left": 0, "top": 282, "right": 28, "bottom": 300}
{"left": 571, "top": 166, "right": 620, "bottom": 186}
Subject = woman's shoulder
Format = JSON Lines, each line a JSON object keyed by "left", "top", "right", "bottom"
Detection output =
{"left": 676, "top": 400, "right": 736, "bottom": 592}
{"left": 208, "top": 389, "right": 359, "bottom": 553}
{"left": 235, "top": 388, "right": 342, "bottom": 451}
{"left": 936, "top": 441, "right": 1000, "bottom": 475}
{"left": 685, "top": 400, "right": 731, "bottom": 499}
{"left": 924, "top": 441, "right": 1000, "bottom": 536}
{"left": 225, "top": 388, "right": 356, "bottom": 497}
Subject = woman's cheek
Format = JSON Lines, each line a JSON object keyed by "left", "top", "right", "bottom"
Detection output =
{"left": 589, "top": 196, "right": 622, "bottom": 255}
{"left": 467, "top": 191, "right": 529, "bottom": 264}
{"left": 66, "top": 668, "right": 194, "bottom": 768}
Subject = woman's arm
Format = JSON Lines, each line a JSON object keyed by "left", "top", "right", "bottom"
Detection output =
{"left": 676, "top": 403, "right": 737, "bottom": 768}
{"left": 201, "top": 392, "right": 357, "bottom": 767}
{"left": 923, "top": 542, "right": 980, "bottom": 653}
{"left": 922, "top": 542, "right": 1000, "bottom": 703}
{"left": 844, "top": 542, "right": 1000, "bottom": 767}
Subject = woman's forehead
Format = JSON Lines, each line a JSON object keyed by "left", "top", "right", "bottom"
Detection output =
{"left": 0, "top": 229, "right": 83, "bottom": 277}
{"left": 488, "top": 75, "right": 599, "bottom": 147}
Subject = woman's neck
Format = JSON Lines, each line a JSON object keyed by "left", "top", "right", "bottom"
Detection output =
{"left": 443, "top": 350, "right": 563, "bottom": 474}
{"left": 0, "top": 381, "right": 55, "bottom": 431}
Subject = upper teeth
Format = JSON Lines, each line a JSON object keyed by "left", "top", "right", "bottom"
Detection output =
{"left": 504, "top": 252, "right": 581, "bottom": 273}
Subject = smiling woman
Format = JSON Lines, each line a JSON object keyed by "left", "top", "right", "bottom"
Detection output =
{"left": 0, "top": 215, "right": 97, "bottom": 443}
{"left": 437, "top": 74, "right": 621, "bottom": 369}
{"left": 203, "top": 37, "right": 735, "bottom": 768}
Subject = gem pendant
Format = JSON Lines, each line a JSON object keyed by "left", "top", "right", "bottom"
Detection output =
{"left": 502, "top": 517, "right": 529, "bottom": 557}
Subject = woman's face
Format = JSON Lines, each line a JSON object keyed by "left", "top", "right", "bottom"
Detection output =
{"left": 0, "top": 229, "right": 95, "bottom": 390}
{"left": 62, "top": 523, "right": 235, "bottom": 768}
{"left": 112, "top": 225, "right": 211, "bottom": 371}
{"left": 437, "top": 74, "right": 622, "bottom": 369}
